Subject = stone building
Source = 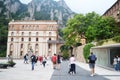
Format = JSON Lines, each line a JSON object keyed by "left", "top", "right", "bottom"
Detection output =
{"left": 103, "top": 0, "right": 120, "bottom": 22}
{"left": 7, "top": 20, "right": 62, "bottom": 58}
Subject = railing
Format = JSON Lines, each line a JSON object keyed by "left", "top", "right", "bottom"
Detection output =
{"left": 47, "top": 40, "right": 64, "bottom": 43}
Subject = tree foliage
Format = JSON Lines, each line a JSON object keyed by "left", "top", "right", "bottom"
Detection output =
{"left": 0, "top": 18, "right": 9, "bottom": 57}
{"left": 62, "top": 12, "right": 118, "bottom": 46}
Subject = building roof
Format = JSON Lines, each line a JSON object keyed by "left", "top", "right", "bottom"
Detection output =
{"left": 103, "top": 0, "right": 119, "bottom": 15}
{"left": 9, "top": 20, "right": 58, "bottom": 25}
{"left": 91, "top": 43, "right": 120, "bottom": 49}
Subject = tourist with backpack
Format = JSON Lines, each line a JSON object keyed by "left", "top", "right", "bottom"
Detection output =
{"left": 88, "top": 52, "right": 97, "bottom": 77}
{"left": 51, "top": 54, "right": 57, "bottom": 69}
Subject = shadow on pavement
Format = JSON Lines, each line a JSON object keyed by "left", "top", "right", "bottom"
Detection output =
{"left": 50, "top": 61, "right": 109, "bottom": 80}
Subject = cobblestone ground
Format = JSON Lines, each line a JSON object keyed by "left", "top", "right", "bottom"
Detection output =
{"left": 0, "top": 59, "right": 120, "bottom": 80}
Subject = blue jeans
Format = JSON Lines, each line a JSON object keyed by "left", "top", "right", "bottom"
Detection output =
{"left": 31, "top": 62, "right": 35, "bottom": 70}
{"left": 117, "top": 62, "right": 120, "bottom": 70}
{"left": 114, "top": 64, "right": 118, "bottom": 71}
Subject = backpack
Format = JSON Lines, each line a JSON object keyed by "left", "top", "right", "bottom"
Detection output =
{"left": 31, "top": 55, "right": 36, "bottom": 62}
{"left": 90, "top": 55, "right": 96, "bottom": 61}
{"left": 24, "top": 55, "right": 26, "bottom": 59}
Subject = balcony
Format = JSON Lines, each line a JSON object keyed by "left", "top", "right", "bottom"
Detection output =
{"left": 47, "top": 40, "right": 64, "bottom": 44}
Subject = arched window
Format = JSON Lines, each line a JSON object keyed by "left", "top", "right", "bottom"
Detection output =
{"left": 22, "top": 25, "right": 24, "bottom": 30}
{"left": 11, "top": 37, "right": 14, "bottom": 41}
{"left": 36, "top": 37, "right": 38, "bottom": 41}
{"left": 36, "top": 32, "right": 38, "bottom": 36}
{"left": 21, "top": 37, "right": 24, "bottom": 41}
{"left": 49, "top": 38, "right": 51, "bottom": 40}
{"left": 29, "top": 32, "right": 31, "bottom": 36}
{"left": 22, "top": 32, "right": 24, "bottom": 36}
{"left": 48, "top": 44, "right": 51, "bottom": 49}
{"left": 21, "top": 44, "right": 23, "bottom": 48}
{"left": 11, "top": 32, "right": 14, "bottom": 36}
{"left": 29, "top": 37, "right": 31, "bottom": 41}
{"left": 49, "top": 32, "right": 51, "bottom": 36}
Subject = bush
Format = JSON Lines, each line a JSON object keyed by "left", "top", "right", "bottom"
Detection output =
{"left": 112, "top": 36, "right": 120, "bottom": 43}
{"left": 96, "top": 40, "right": 104, "bottom": 46}
{"left": 7, "top": 61, "right": 16, "bottom": 67}
{"left": 83, "top": 43, "right": 94, "bottom": 63}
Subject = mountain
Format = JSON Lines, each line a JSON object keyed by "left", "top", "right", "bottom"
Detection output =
{"left": 0, "top": 0, "right": 75, "bottom": 28}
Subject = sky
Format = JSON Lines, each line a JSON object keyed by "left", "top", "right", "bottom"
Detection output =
{"left": 20, "top": 0, "right": 117, "bottom": 15}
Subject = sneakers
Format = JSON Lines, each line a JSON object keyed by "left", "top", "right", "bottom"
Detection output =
{"left": 90, "top": 74, "right": 94, "bottom": 77}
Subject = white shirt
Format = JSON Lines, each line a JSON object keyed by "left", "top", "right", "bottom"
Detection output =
{"left": 118, "top": 57, "right": 120, "bottom": 62}
{"left": 69, "top": 57, "right": 75, "bottom": 64}
{"left": 114, "top": 58, "right": 117, "bottom": 64}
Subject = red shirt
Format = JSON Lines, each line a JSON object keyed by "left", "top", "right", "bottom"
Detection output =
{"left": 52, "top": 55, "right": 57, "bottom": 62}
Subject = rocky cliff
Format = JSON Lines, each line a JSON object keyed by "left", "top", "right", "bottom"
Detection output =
{"left": 0, "top": 0, "right": 75, "bottom": 28}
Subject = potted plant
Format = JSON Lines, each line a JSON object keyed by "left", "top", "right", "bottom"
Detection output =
{"left": 7, "top": 61, "right": 16, "bottom": 67}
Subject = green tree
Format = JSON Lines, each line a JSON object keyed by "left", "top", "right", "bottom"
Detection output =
{"left": 0, "top": 24, "right": 8, "bottom": 57}
{"left": 94, "top": 16, "right": 116, "bottom": 41}
{"left": 0, "top": 17, "right": 9, "bottom": 57}
{"left": 62, "top": 12, "right": 100, "bottom": 45}
{"left": 63, "top": 12, "right": 118, "bottom": 45}
{"left": 62, "top": 14, "right": 85, "bottom": 46}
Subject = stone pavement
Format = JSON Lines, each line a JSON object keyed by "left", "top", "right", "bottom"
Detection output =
{"left": 0, "top": 59, "right": 120, "bottom": 80}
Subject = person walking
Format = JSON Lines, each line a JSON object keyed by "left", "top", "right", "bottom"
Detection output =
{"left": 30, "top": 53, "right": 36, "bottom": 70}
{"left": 117, "top": 56, "right": 120, "bottom": 71}
{"left": 113, "top": 56, "right": 118, "bottom": 71}
{"left": 38, "top": 55, "right": 43, "bottom": 65}
{"left": 42, "top": 55, "right": 47, "bottom": 67}
{"left": 88, "top": 52, "right": 97, "bottom": 77}
{"left": 51, "top": 54, "right": 57, "bottom": 69}
{"left": 24, "top": 54, "right": 29, "bottom": 64}
{"left": 68, "top": 54, "right": 76, "bottom": 75}
{"left": 57, "top": 54, "right": 61, "bottom": 70}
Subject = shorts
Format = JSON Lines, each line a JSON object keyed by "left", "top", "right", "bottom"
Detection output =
{"left": 89, "top": 63, "right": 95, "bottom": 69}
{"left": 53, "top": 61, "right": 56, "bottom": 64}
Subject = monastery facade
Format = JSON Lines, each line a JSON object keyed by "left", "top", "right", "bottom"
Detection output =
{"left": 7, "top": 20, "right": 61, "bottom": 58}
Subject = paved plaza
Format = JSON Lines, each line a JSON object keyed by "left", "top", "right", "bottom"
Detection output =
{"left": 0, "top": 59, "right": 120, "bottom": 80}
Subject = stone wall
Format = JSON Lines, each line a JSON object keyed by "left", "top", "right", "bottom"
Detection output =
{"left": 73, "top": 45, "right": 86, "bottom": 63}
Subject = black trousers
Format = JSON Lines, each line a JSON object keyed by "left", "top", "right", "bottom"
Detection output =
{"left": 68, "top": 64, "right": 76, "bottom": 74}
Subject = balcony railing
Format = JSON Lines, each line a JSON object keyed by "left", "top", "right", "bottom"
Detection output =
{"left": 47, "top": 40, "right": 64, "bottom": 44}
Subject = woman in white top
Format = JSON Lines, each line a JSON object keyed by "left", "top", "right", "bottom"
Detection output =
{"left": 113, "top": 56, "right": 118, "bottom": 71}
{"left": 68, "top": 55, "right": 76, "bottom": 74}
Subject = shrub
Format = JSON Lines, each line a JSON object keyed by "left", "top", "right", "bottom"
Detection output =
{"left": 96, "top": 40, "right": 104, "bottom": 46}
{"left": 7, "top": 61, "right": 16, "bottom": 67}
{"left": 112, "top": 36, "right": 120, "bottom": 43}
{"left": 83, "top": 43, "right": 94, "bottom": 63}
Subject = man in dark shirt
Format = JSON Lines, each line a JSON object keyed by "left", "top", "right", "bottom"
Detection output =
{"left": 31, "top": 54, "right": 36, "bottom": 70}
{"left": 88, "top": 52, "right": 97, "bottom": 76}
